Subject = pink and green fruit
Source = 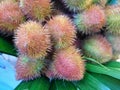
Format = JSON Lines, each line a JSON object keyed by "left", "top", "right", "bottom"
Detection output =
{"left": 105, "top": 5, "right": 120, "bottom": 35}
{"left": 16, "top": 55, "right": 45, "bottom": 81}
{"left": 74, "top": 5, "right": 105, "bottom": 34}
{"left": 82, "top": 35, "right": 113, "bottom": 63}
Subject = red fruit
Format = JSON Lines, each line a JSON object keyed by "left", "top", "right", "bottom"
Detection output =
{"left": 0, "top": 0, "right": 24, "bottom": 33}
{"left": 46, "top": 15, "right": 76, "bottom": 49}
{"left": 19, "top": 0, "right": 52, "bottom": 21}
{"left": 46, "top": 46, "right": 85, "bottom": 81}
{"left": 15, "top": 21, "right": 51, "bottom": 59}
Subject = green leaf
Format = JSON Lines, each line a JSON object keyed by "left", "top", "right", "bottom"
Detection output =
{"left": 50, "top": 79, "right": 76, "bottom": 90}
{"left": 15, "top": 80, "right": 33, "bottom": 90}
{"left": 0, "top": 36, "right": 17, "bottom": 56}
{"left": 86, "top": 63, "right": 120, "bottom": 79}
{"left": 73, "top": 73, "right": 110, "bottom": 90}
{"left": 83, "top": 57, "right": 107, "bottom": 69}
{"left": 30, "top": 77, "right": 50, "bottom": 90}
{"left": 15, "top": 77, "right": 50, "bottom": 90}
{"left": 92, "top": 73, "right": 120, "bottom": 90}
{"left": 105, "top": 61, "right": 120, "bottom": 68}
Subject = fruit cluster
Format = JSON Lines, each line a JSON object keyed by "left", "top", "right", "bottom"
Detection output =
{"left": 0, "top": 0, "right": 120, "bottom": 81}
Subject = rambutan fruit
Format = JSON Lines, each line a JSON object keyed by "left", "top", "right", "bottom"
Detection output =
{"left": 46, "top": 15, "right": 76, "bottom": 49}
{"left": 105, "top": 5, "right": 120, "bottom": 35}
{"left": 46, "top": 46, "right": 85, "bottom": 81}
{"left": 74, "top": 5, "right": 105, "bottom": 34}
{"left": 93, "top": 0, "right": 107, "bottom": 7}
{"left": 82, "top": 35, "right": 113, "bottom": 63}
{"left": 105, "top": 33, "right": 120, "bottom": 59}
{"left": 44, "top": 63, "right": 57, "bottom": 79}
{"left": 14, "top": 21, "right": 51, "bottom": 59}
{"left": 16, "top": 55, "right": 45, "bottom": 80}
{"left": 105, "top": 5, "right": 120, "bottom": 15}
{"left": 61, "top": 0, "right": 93, "bottom": 12}
{"left": 19, "top": 0, "right": 52, "bottom": 21}
{"left": 0, "top": 0, "right": 24, "bottom": 34}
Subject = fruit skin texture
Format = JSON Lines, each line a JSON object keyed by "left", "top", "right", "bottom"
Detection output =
{"left": 105, "top": 33, "right": 120, "bottom": 59}
{"left": 94, "top": 0, "right": 107, "bottom": 7}
{"left": 46, "top": 15, "right": 76, "bottom": 49}
{"left": 0, "top": 0, "right": 24, "bottom": 33}
{"left": 82, "top": 35, "right": 113, "bottom": 63}
{"left": 16, "top": 55, "right": 45, "bottom": 81}
{"left": 99, "top": 0, "right": 107, "bottom": 7}
{"left": 19, "top": 0, "right": 52, "bottom": 21}
{"left": 105, "top": 5, "right": 120, "bottom": 35}
{"left": 45, "top": 46, "right": 85, "bottom": 81}
{"left": 61, "top": 0, "right": 93, "bottom": 12}
{"left": 74, "top": 5, "right": 105, "bottom": 34}
{"left": 14, "top": 21, "right": 51, "bottom": 59}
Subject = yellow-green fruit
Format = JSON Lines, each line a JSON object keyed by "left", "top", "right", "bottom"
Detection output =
{"left": 61, "top": 0, "right": 93, "bottom": 12}
{"left": 105, "top": 33, "right": 120, "bottom": 59}
{"left": 105, "top": 5, "right": 120, "bottom": 35}
{"left": 15, "top": 21, "right": 51, "bottom": 59}
{"left": 82, "top": 35, "right": 113, "bottom": 63}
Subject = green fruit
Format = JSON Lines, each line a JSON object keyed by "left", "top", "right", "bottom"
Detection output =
{"left": 82, "top": 35, "right": 113, "bottom": 63}
{"left": 106, "top": 5, "right": 120, "bottom": 35}
{"left": 105, "top": 33, "right": 120, "bottom": 59}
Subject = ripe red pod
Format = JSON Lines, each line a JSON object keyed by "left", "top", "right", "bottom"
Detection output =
{"left": 19, "top": 0, "right": 52, "bottom": 21}
{"left": 14, "top": 21, "right": 51, "bottom": 59}
{"left": 0, "top": 0, "right": 24, "bottom": 34}
{"left": 45, "top": 46, "right": 85, "bottom": 81}
{"left": 46, "top": 15, "right": 76, "bottom": 49}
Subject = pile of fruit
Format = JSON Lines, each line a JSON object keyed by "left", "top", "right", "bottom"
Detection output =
{"left": 0, "top": 0, "right": 120, "bottom": 84}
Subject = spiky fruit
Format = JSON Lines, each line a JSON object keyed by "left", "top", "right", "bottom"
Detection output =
{"left": 19, "top": 0, "right": 52, "bottom": 21}
{"left": 45, "top": 46, "right": 85, "bottom": 81}
{"left": 46, "top": 15, "right": 76, "bottom": 49}
{"left": 105, "top": 33, "right": 120, "bottom": 59}
{"left": 105, "top": 5, "right": 120, "bottom": 35}
{"left": 99, "top": 0, "right": 107, "bottom": 7}
{"left": 45, "top": 62, "right": 56, "bottom": 79}
{"left": 61, "top": 0, "right": 93, "bottom": 12}
{"left": 105, "top": 5, "right": 120, "bottom": 14}
{"left": 0, "top": 0, "right": 24, "bottom": 34}
{"left": 82, "top": 35, "right": 113, "bottom": 63}
{"left": 94, "top": 0, "right": 107, "bottom": 7}
{"left": 74, "top": 5, "right": 105, "bottom": 34}
{"left": 16, "top": 55, "right": 45, "bottom": 80}
{"left": 14, "top": 21, "right": 51, "bottom": 59}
